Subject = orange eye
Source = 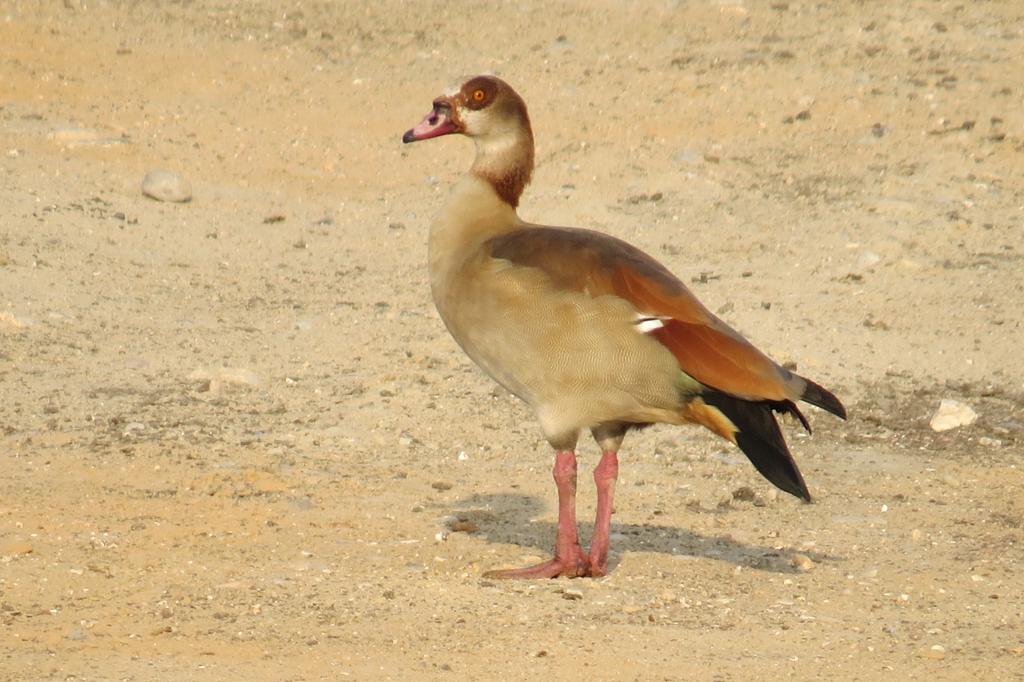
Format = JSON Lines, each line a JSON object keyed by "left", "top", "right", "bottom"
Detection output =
{"left": 472, "top": 89, "right": 486, "bottom": 101}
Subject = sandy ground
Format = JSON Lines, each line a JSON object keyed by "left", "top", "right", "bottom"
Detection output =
{"left": 2, "top": 1, "right": 1023, "bottom": 680}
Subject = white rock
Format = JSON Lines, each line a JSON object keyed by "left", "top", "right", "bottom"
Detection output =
{"left": 929, "top": 399, "right": 977, "bottom": 432}
{"left": 855, "top": 250, "right": 882, "bottom": 270}
{"left": 215, "top": 367, "right": 259, "bottom": 388}
{"left": 51, "top": 126, "right": 102, "bottom": 144}
{"left": 0, "top": 311, "right": 33, "bottom": 329}
{"left": 51, "top": 126, "right": 126, "bottom": 148}
{"left": 188, "top": 366, "right": 259, "bottom": 393}
{"left": 141, "top": 169, "right": 192, "bottom": 203}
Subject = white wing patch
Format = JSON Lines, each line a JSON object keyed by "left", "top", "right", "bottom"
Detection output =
{"left": 635, "top": 315, "right": 669, "bottom": 334}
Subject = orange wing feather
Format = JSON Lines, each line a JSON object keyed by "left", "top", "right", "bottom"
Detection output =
{"left": 488, "top": 226, "right": 798, "bottom": 402}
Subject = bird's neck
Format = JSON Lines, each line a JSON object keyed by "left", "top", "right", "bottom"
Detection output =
{"left": 470, "top": 126, "right": 534, "bottom": 209}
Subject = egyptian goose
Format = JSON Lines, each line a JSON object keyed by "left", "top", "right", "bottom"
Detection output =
{"left": 403, "top": 75, "right": 846, "bottom": 579}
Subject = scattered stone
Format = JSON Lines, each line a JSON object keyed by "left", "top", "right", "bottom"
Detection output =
{"left": 783, "top": 110, "right": 812, "bottom": 124}
{"left": 288, "top": 495, "right": 315, "bottom": 511}
{"left": 856, "top": 250, "right": 881, "bottom": 270}
{"left": 51, "top": 127, "right": 102, "bottom": 144}
{"left": 691, "top": 271, "right": 721, "bottom": 284}
{"left": 141, "top": 169, "right": 192, "bottom": 203}
{"left": 0, "top": 542, "right": 33, "bottom": 556}
{"left": 188, "top": 367, "right": 259, "bottom": 393}
{"left": 673, "top": 148, "right": 701, "bottom": 164}
{"left": 562, "top": 587, "right": 584, "bottom": 601}
{"left": 0, "top": 311, "right": 32, "bottom": 329}
{"left": 625, "top": 192, "right": 663, "bottom": 204}
{"left": 65, "top": 627, "right": 87, "bottom": 641}
{"left": 431, "top": 481, "right": 453, "bottom": 491}
{"left": 447, "top": 519, "right": 479, "bottom": 533}
{"left": 50, "top": 125, "right": 126, "bottom": 146}
{"left": 121, "top": 421, "right": 146, "bottom": 437}
{"left": 791, "top": 553, "right": 815, "bottom": 572}
{"left": 732, "top": 486, "right": 757, "bottom": 502}
{"left": 918, "top": 645, "right": 946, "bottom": 660}
{"left": 929, "top": 399, "right": 977, "bottom": 432}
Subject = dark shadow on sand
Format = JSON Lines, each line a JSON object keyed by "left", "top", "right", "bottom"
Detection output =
{"left": 448, "top": 492, "right": 842, "bottom": 575}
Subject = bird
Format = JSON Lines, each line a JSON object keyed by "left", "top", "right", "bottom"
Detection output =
{"left": 402, "top": 75, "right": 846, "bottom": 579}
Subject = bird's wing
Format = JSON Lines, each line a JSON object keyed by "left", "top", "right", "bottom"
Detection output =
{"left": 487, "top": 226, "right": 801, "bottom": 403}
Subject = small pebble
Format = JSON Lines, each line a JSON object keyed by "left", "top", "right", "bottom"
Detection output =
{"left": 918, "top": 645, "right": 946, "bottom": 660}
{"left": 855, "top": 250, "right": 882, "bottom": 270}
{"left": 141, "top": 169, "right": 192, "bottom": 203}
{"left": 929, "top": 399, "right": 977, "bottom": 432}
{"left": 732, "top": 486, "right": 757, "bottom": 502}
{"left": 189, "top": 367, "right": 259, "bottom": 393}
{"left": 791, "top": 553, "right": 815, "bottom": 572}
{"left": 562, "top": 588, "right": 584, "bottom": 601}
{"left": 0, "top": 311, "right": 32, "bottom": 329}
{"left": 0, "top": 542, "right": 33, "bottom": 556}
{"left": 51, "top": 126, "right": 102, "bottom": 144}
{"left": 448, "top": 520, "right": 479, "bottom": 533}
{"left": 431, "top": 481, "right": 453, "bottom": 491}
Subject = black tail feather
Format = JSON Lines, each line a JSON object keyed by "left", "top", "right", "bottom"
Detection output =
{"left": 701, "top": 391, "right": 811, "bottom": 502}
{"left": 799, "top": 376, "right": 847, "bottom": 420}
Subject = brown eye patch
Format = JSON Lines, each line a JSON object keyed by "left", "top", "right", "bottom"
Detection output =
{"left": 462, "top": 77, "right": 496, "bottom": 109}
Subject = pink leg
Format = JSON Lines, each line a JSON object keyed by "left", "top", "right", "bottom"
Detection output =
{"left": 484, "top": 450, "right": 590, "bottom": 579}
{"left": 588, "top": 450, "right": 619, "bottom": 577}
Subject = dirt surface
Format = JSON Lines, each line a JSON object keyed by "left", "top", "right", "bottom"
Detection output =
{"left": 2, "top": 1, "right": 1023, "bottom": 680}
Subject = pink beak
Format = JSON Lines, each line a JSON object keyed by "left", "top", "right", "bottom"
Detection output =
{"left": 403, "top": 104, "right": 458, "bottom": 143}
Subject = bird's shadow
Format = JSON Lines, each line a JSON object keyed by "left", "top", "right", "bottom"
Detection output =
{"left": 446, "top": 492, "right": 842, "bottom": 575}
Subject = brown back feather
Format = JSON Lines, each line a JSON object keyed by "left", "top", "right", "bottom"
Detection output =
{"left": 487, "top": 227, "right": 798, "bottom": 402}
